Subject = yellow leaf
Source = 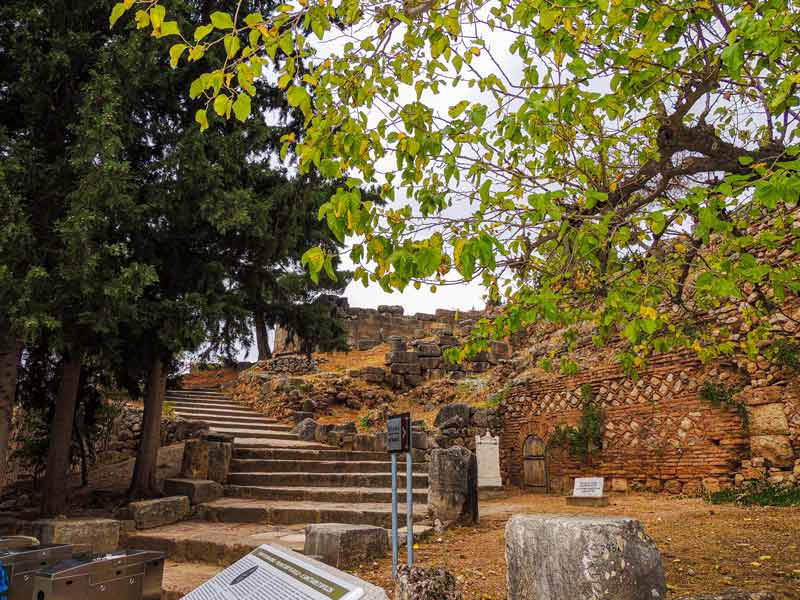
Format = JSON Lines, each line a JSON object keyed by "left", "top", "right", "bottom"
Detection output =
{"left": 750, "top": 562, "right": 761, "bottom": 567}
{"left": 758, "top": 555, "right": 771, "bottom": 561}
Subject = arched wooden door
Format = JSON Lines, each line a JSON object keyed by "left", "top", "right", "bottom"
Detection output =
{"left": 523, "top": 435, "right": 548, "bottom": 492}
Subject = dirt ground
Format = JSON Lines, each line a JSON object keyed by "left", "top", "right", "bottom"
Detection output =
{"left": 354, "top": 491, "right": 800, "bottom": 599}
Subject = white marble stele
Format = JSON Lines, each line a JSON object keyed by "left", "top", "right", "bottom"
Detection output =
{"left": 476, "top": 432, "right": 503, "bottom": 488}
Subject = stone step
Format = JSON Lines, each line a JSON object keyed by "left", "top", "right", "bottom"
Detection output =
{"left": 192, "top": 421, "right": 293, "bottom": 433}
{"left": 224, "top": 484, "right": 429, "bottom": 504}
{"left": 233, "top": 447, "right": 424, "bottom": 462}
{"left": 174, "top": 413, "right": 285, "bottom": 427}
{"left": 211, "top": 428, "right": 298, "bottom": 441}
{"left": 230, "top": 459, "right": 428, "bottom": 474}
{"left": 197, "top": 499, "right": 425, "bottom": 528}
{"left": 234, "top": 438, "right": 334, "bottom": 450}
{"left": 166, "top": 399, "right": 241, "bottom": 409}
{"left": 123, "top": 521, "right": 306, "bottom": 565}
{"left": 227, "top": 472, "right": 429, "bottom": 489}
{"left": 171, "top": 405, "right": 266, "bottom": 417}
{"left": 167, "top": 389, "right": 229, "bottom": 396}
{"left": 164, "top": 391, "right": 232, "bottom": 402}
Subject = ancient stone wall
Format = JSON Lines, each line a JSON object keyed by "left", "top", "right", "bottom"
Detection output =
{"left": 502, "top": 348, "right": 800, "bottom": 495}
{"left": 274, "top": 304, "right": 485, "bottom": 353}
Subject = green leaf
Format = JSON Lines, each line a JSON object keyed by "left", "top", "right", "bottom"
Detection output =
{"left": 721, "top": 43, "right": 744, "bottom": 77}
{"left": 213, "top": 94, "right": 230, "bottom": 117}
{"left": 189, "top": 76, "right": 206, "bottom": 99}
{"left": 448, "top": 100, "right": 469, "bottom": 119}
{"left": 301, "top": 247, "right": 326, "bottom": 283}
{"left": 169, "top": 43, "right": 187, "bottom": 68}
{"left": 211, "top": 11, "right": 235, "bottom": 30}
{"left": 470, "top": 105, "right": 487, "bottom": 128}
{"left": 134, "top": 10, "right": 150, "bottom": 28}
{"left": 287, "top": 85, "right": 309, "bottom": 108}
{"left": 415, "top": 246, "right": 442, "bottom": 277}
{"left": 158, "top": 20, "right": 180, "bottom": 37}
{"left": 323, "top": 256, "right": 337, "bottom": 281}
{"left": 149, "top": 5, "right": 166, "bottom": 29}
{"left": 109, "top": 3, "right": 126, "bottom": 27}
{"left": 232, "top": 93, "right": 251, "bottom": 122}
{"left": 224, "top": 34, "right": 241, "bottom": 59}
{"left": 194, "top": 24, "right": 214, "bottom": 41}
{"left": 195, "top": 109, "right": 209, "bottom": 132}
{"left": 738, "top": 155, "right": 754, "bottom": 166}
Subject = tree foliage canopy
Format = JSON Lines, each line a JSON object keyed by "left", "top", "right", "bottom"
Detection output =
{"left": 116, "top": 0, "right": 800, "bottom": 369}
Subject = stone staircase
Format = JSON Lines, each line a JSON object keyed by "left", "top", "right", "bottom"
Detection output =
{"left": 135, "top": 385, "right": 430, "bottom": 596}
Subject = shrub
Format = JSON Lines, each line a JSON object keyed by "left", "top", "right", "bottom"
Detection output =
{"left": 706, "top": 480, "right": 800, "bottom": 507}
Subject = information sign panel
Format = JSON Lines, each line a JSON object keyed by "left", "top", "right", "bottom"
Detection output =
{"left": 182, "top": 544, "right": 365, "bottom": 600}
{"left": 387, "top": 413, "right": 410, "bottom": 454}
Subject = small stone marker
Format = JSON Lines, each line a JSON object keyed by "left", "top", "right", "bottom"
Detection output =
{"left": 505, "top": 514, "right": 666, "bottom": 600}
{"left": 304, "top": 523, "right": 388, "bottom": 569}
{"left": 182, "top": 543, "right": 388, "bottom": 600}
{"left": 128, "top": 495, "right": 190, "bottom": 530}
{"left": 566, "top": 476, "right": 609, "bottom": 507}
{"left": 428, "top": 447, "right": 478, "bottom": 527}
{"left": 475, "top": 432, "right": 503, "bottom": 491}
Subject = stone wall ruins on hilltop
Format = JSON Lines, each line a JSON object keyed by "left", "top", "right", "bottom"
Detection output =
{"left": 274, "top": 303, "right": 485, "bottom": 353}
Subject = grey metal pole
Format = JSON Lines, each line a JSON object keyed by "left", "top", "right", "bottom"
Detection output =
{"left": 406, "top": 448, "right": 414, "bottom": 567}
{"left": 391, "top": 452, "right": 398, "bottom": 577}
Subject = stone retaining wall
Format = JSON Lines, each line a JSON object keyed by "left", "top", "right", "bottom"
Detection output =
{"left": 502, "top": 349, "right": 800, "bottom": 495}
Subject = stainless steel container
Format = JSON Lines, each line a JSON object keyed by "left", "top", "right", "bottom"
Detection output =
{"left": 32, "top": 549, "right": 164, "bottom": 600}
{"left": 0, "top": 543, "right": 73, "bottom": 600}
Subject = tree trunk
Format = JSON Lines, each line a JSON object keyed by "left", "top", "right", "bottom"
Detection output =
{"left": 0, "top": 331, "right": 22, "bottom": 492}
{"left": 254, "top": 310, "right": 272, "bottom": 360}
{"left": 41, "top": 355, "right": 82, "bottom": 516}
{"left": 128, "top": 356, "right": 167, "bottom": 500}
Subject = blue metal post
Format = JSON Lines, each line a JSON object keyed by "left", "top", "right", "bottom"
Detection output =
{"left": 406, "top": 448, "right": 414, "bottom": 566}
{"left": 391, "top": 452, "right": 398, "bottom": 577}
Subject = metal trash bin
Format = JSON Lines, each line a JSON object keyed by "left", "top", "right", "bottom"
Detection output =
{"left": 0, "top": 543, "right": 73, "bottom": 600}
{"left": 0, "top": 537, "right": 40, "bottom": 550}
{"left": 32, "top": 549, "right": 164, "bottom": 600}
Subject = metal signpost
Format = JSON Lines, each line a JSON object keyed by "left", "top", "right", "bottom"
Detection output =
{"left": 386, "top": 412, "right": 413, "bottom": 578}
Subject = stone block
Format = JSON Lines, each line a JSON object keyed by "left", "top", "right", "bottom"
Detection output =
{"left": 378, "top": 305, "right": 404, "bottom": 315}
{"left": 353, "top": 434, "right": 377, "bottom": 452}
{"left": 385, "top": 351, "right": 419, "bottom": 364}
{"left": 419, "top": 357, "right": 442, "bottom": 370}
{"left": 315, "top": 423, "right": 334, "bottom": 444}
{"left": 645, "top": 479, "right": 662, "bottom": 493}
{"left": 128, "top": 496, "right": 190, "bottom": 529}
{"left": 304, "top": 523, "right": 388, "bottom": 569}
{"left": 428, "top": 447, "right": 478, "bottom": 527}
{"left": 294, "top": 417, "right": 318, "bottom": 441}
{"left": 404, "top": 374, "right": 423, "bottom": 387}
{"left": 750, "top": 435, "right": 795, "bottom": 467}
{"left": 31, "top": 518, "right": 120, "bottom": 554}
{"left": 702, "top": 478, "right": 721, "bottom": 494}
{"left": 395, "top": 565, "right": 461, "bottom": 600}
{"left": 163, "top": 479, "right": 223, "bottom": 504}
{"left": 664, "top": 480, "right": 683, "bottom": 495}
{"left": 416, "top": 344, "right": 442, "bottom": 357}
{"left": 293, "top": 411, "right": 314, "bottom": 423}
{"left": 611, "top": 478, "right": 628, "bottom": 493}
{"left": 412, "top": 432, "right": 429, "bottom": 450}
{"left": 505, "top": 514, "right": 666, "bottom": 600}
{"left": 566, "top": 496, "right": 610, "bottom": 507}
{"left": 434, "top": 404, "right": 472, "bottom": 428}
{"left": 180, "top": 437, "right": 233, "bottom": 483}
{"left": 391, "top": 363, "right": 421, "bottom": 375}
{"left": 490, "top": 341, "right": 510, "bottom": 357}
{"left": 747, "top": 403, "right": 790, "bottom": 436}
{"left": 682, "top": 480, "right": 702, "bottom": 496}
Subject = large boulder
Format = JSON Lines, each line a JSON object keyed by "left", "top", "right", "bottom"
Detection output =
{"left": 434, "top": 404, "right": 472, "bottom": 428}
{"left": 128, "top": 496, "right": 190, "bottom": 530}
{"left": 428, "top": 447, "right": 478, "bottom": 527}
{"left": 294, "top": 418, "right": 318, "bottom": 441}
{"left": 395, "top": 565, "right": 462, "bottom": 600}
{"left": 505, "top": 514, "right": 666, "bottom": 600}
{"left": 304, "top": 523, "right": 388, "bottom": 569}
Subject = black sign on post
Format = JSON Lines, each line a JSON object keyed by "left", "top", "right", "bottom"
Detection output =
{"left": 387, "top": 412, "right": 410, "bottom": 454}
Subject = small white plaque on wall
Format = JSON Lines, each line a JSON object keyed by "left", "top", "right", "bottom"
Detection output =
{"left": 572, "top": 477, "right": 605, "bottom": 498}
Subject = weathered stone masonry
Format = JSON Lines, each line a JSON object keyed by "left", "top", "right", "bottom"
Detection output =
{"left": 503, "top": 353, "right": 762, "bottom": 495}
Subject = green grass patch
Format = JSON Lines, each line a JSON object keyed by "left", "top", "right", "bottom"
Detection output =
{"left": 706, "top": 480, "right": 800, "bottom": 507}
